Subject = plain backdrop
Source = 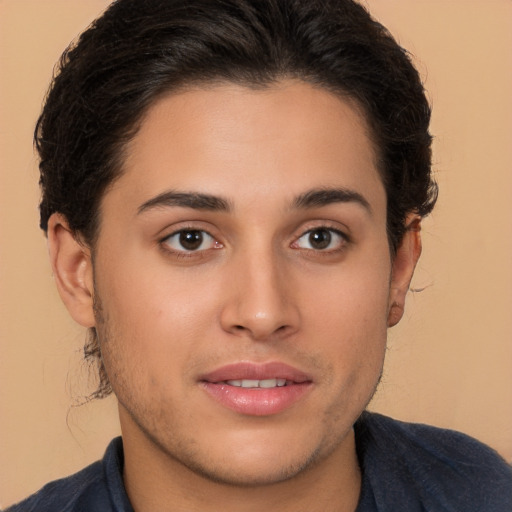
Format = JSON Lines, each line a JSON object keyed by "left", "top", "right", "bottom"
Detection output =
{"left": 1, "top": 0, "right": 511, "bottom": 507}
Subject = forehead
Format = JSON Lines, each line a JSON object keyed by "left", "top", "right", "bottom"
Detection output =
{"left": 107, "top": 80, "right": 385, "bottom": 216}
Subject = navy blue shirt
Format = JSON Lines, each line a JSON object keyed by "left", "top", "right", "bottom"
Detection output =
{"left": 6, "top": 412, "right": 512, "bottom": 511}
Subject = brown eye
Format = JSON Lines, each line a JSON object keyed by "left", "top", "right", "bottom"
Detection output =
{"left": 308, "top": 229, "right": 332, "bottom": 249}
{"left": 163, "top": 229, "right": 218, "bottom": 252}
{"left": 294, "top": 227, "right": 347, "bottom": 251}
{"left": 179, "top": 230, "right": 203, "bottom": 250}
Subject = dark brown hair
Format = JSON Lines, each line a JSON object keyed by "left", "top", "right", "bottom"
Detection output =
{"left": 36, "top": 0, "right": 437, "bottom": 398}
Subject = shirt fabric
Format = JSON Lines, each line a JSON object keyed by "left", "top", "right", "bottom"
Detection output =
{"left": 6, "top": 412, "right": 512, "bottom": 511}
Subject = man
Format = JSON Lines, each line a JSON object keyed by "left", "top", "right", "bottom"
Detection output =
{"left": 5, "top": 0, "right": 511, "bottom": 510}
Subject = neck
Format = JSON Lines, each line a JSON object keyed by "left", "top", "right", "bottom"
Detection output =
{"left": 121, "top": 413, "right": 361, "bottom": 512}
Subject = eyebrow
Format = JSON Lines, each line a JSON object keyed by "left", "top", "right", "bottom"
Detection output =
{"left": 137, "top": 187, "right": 371, "bottom": 216}
{"left": 292, "top": 188, "right": 372, "bottom": 214}
{"left": 137, "top": 191, "right": 231, "bottom": 214}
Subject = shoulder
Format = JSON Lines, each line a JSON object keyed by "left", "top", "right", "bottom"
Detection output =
{"left": 4, "top": 438, "right": 130, "bottom": 512}
{"left": 4, "top": 462, "right": 106, "bottom": 512}
{"left": 355, "top": 412, "right": 512, "bottom": 512}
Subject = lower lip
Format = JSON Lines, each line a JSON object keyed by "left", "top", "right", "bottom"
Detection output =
{"left": 201, "top": 382, "right": 312, "bottom": 416}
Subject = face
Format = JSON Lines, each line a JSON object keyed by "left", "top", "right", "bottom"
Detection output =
{"left": 55, "top": 80, "right": 417, "bottom": 486}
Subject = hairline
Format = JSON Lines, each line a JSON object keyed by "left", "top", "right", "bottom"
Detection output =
{"left": 80, "top": 76, "right": 394, "bottom": 252}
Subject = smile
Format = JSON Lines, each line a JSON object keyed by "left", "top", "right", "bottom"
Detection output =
{"left": 200, "top": 362, "right": 313, "bottom": 416}
{"left": 225, "top": 378, "right": 287, "bottom": 388}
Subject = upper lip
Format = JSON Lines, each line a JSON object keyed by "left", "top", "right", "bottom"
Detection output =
{"left": 200, "top": 361, "right": 312, "bottom": 383}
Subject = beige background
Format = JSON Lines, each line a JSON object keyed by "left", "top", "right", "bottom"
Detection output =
{"left": 1, "top": 0, "right": 511, "bottom": 507}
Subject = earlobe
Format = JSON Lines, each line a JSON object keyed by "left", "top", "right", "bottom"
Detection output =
{"left": 47, "top": 213, "right": 96, "bottom": 328}
{"left": 387, "top": 215, "right": 422, "bottom": 327}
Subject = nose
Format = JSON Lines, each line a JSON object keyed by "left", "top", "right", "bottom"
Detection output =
{"left": 219, "top": 248, "right": 300, "bottom": 341}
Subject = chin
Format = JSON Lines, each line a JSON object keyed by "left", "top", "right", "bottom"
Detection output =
{"left": 158, "top": 424, "right": 340, "bottom": 488}
{"left": 179, "top": 449, "right": 322, "bottom": 488}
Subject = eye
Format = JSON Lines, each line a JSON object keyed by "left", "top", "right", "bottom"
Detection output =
{"left": 293, "top": 227, "right": 347, "bottom": 251}
{"left": 162, "top": 229, "right": 220, "bottom": 252}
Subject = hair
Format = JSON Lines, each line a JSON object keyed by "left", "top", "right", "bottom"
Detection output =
{"left": 35, "top": 0, "right": 437, "bottom": 399}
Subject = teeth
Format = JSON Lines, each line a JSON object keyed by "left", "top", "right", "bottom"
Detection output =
{"left": 242, "top": 379, "right": 259, "bottom": 388}
{"left": 226, "top": 378, "right": 287, "bottom": 388}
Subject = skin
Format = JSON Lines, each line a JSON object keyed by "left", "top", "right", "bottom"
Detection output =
{"left": 48, "top": 80, "right": 421, "bottom": 512}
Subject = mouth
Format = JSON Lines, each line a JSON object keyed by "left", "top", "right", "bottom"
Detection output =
{"left": 223, "top": 378, "right": 288, "bottom": 388}
{"left": 199, "top": 362, "right": 313, "bottom": 416}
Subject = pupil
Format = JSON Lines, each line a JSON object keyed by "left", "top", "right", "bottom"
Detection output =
{"left": 309, "top": 229, "right": 331, "bottom": 249}
{"left": 179, "top": 230, "right": 203, "bottom": 250}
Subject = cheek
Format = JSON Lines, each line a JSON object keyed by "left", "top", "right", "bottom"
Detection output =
{"left": 93, "top": 259, "right": 219, "bottom": 383}
{"left": 300, "top": 253, "right": 391, "bottom": 376}
{"left": 94, "top": 271, "right": 213, "bottom": 417}
{"left": 312, "top": 295, "right": 388, "bottom": 386}
{"left": 97, "top": 252, "right": 215, "bottom": 328}
{"left": 304, "top": 254, "right": 391, "bottom": 335}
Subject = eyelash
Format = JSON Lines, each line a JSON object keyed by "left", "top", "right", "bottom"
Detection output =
{"left": 159, "top": 225, "right": 349, "bottom": 258}
{"left": 160, "top": 227, "right": 222, "bottom": 258}
{"left": 291, "top": 226, "right": 349, "bottom": 253}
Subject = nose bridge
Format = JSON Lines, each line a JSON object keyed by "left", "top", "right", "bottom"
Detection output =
{"left": 221, "top": 241, "right": 298, "bottom": 340}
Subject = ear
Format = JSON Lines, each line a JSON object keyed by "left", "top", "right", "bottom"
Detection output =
{"left": 47, "top": 213, "right": 96, "bottom": 328}
{"left": 387, "top": 214, "right": 422, "bottom": 327}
